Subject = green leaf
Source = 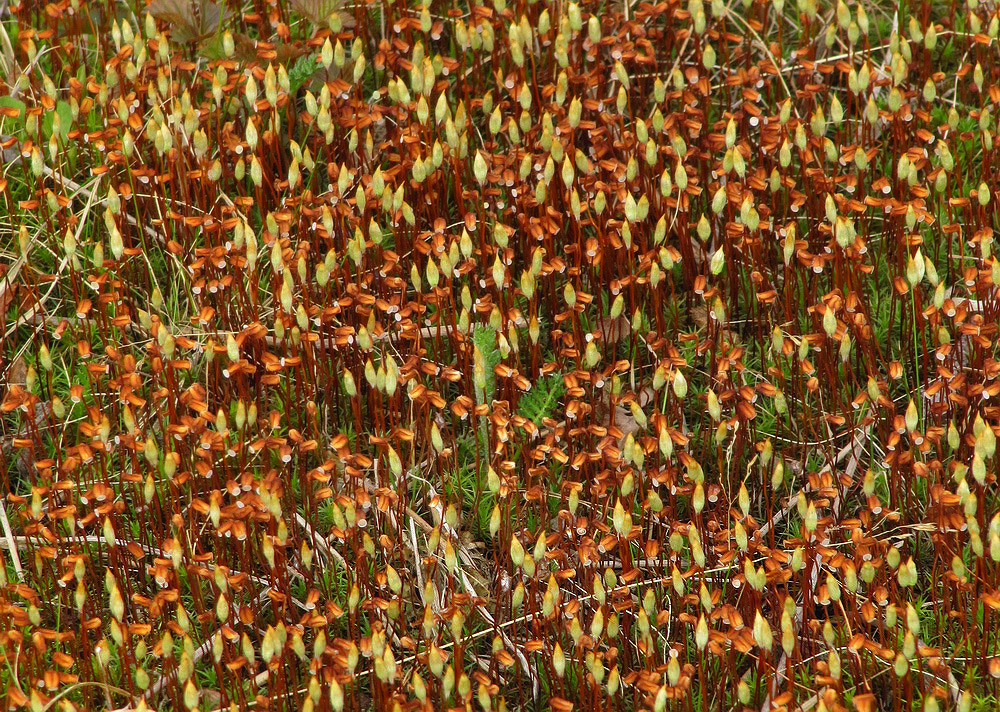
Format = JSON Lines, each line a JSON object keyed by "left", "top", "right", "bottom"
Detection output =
{"left": 472, "top": 324, "right": 500, "bottom": 404}
{"left": 55, "top": 101, "right": 72, "bottom": 138}
{"left": 288, "top": 55, "right": 319, "bottom": 96}
{"left": 40, "top": 100, "right": 73, "bottom": 141}
{"left": 0, "top": 95, "right": 26, "bottom": 118}
{"left": 517, "top": 372, "right": 565, "bottom": 425}
{"left": 197, "top": 33, "right": 226, "bottom": 60}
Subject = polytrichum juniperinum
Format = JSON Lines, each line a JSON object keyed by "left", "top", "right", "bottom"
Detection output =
{"left": 0, "top": 0, "right": 997, "bottom": 710}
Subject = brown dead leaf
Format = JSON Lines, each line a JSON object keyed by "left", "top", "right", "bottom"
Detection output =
{"left": 5, "top": 355, "right": 26, "bottom": 387}
{"left": 597, "top": 314, "right": 628, "bottom": 345}
{"left": 273, "top": 42, "right": 310, "bottom": 66}
{"left": 289, "top": 0, "right": 344, "bottom": 24}
{"left": 689, "top": 304, "right": 708, "bottom": 329}
{"left": 148, "top": 0, "right": 228, "bottom": 43}
{"left": 613, "top": 405, "right": 639, "bottom": 446}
